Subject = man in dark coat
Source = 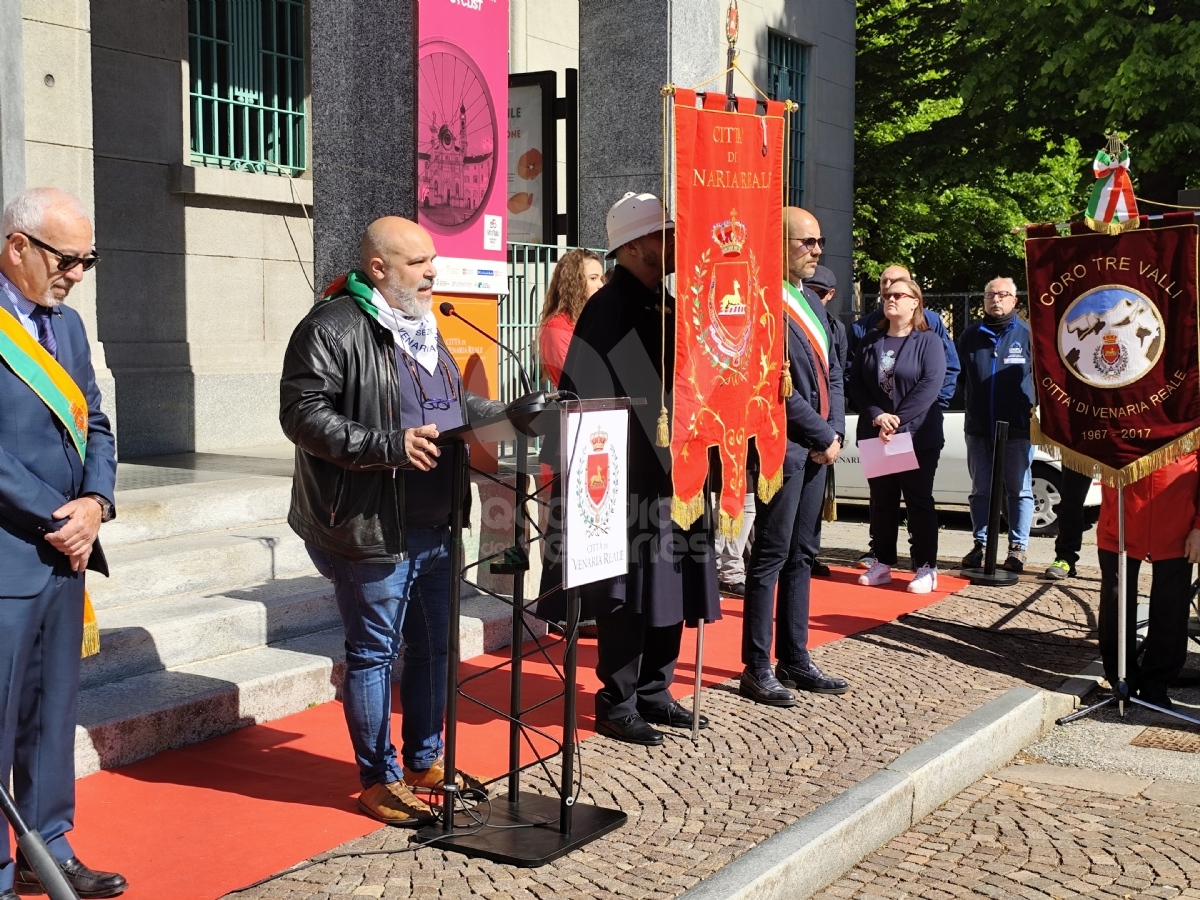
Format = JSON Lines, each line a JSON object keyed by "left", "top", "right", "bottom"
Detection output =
{"left": 556, "top": 192, "right": 721, "bottom": 746}
{"left": 739, "top": 208, "right": 849, "bottom": 708}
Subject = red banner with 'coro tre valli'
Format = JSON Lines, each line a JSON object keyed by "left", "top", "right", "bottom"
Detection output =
{"left": 1026, "top": 218, "right": 1200, "bottom": 485}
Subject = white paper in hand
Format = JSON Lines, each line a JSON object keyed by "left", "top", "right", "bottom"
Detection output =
{"left": 859, "top": 432, "right": 919, "bottom": 479}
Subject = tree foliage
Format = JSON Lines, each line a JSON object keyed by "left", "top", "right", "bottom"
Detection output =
{"left": 854, "top": 0, "right": 1200, "bottom": 292}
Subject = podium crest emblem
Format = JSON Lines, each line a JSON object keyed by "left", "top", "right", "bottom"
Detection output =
{"left": 576, "top": 426, "right": 620, "bottom": 535}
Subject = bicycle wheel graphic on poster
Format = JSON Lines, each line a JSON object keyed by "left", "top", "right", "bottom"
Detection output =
{"left": 417, "top": 39, "right": 498, "bottom": 234}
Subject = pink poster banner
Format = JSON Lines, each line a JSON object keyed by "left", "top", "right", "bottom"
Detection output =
{"left": 418, "top": 0, "right": 509, "bottom": 294}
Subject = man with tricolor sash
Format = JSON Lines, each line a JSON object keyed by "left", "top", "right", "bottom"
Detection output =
{"left": 0, "top": 188, "right": 125, "bottom": 898}
{"left": 738, "top": 207, "right": 849, "bottom": 707}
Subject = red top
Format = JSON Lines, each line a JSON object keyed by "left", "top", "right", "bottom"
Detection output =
{"left": 539, "top": 312, "right": 574, "bottom": 387}
{"left": 1097, "top": 451, "right": 1200, "bottom": 560}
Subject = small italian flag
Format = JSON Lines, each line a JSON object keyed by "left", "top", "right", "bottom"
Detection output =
{"left": 1085, "top": 147, "right": 1139, "bottom": 234}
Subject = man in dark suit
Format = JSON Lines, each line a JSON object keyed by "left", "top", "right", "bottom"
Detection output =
{"left": 739, "top": 207, "right": 849, "bottom": 707}
{"left": 803, "top": 265, "right": 845, "bottom": 579}
{"left": 0, "top": 188, "right": 125, "bottom": 898}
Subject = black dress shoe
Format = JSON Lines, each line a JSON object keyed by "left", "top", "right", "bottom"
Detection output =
{"left": 811, "top": 561, "right": 831, "bottom": 577}
{"left": 1, "top": 889, "right": 18, "bottom": 900}
{"left": 15, "top": 856, "right": 127, "bottom": 898}
{"left": 595, "top": 713, "right": 664, "bottom": 746}
{"left": 1139, "top": 687, "right": 1174, "bottom": 710}
{"left": 640, "top": 700, "right": 709, "bottom": 730}
{"left": 739, "top": 668, "right": 796, "bottom": 707}
{"left": 776, "top": 660, "right": 850, "bottom": 695}
{"left": 718, "top": 580, "right": 746, "bottom": 597}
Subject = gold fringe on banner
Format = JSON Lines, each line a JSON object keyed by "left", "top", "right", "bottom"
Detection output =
{"left": 1085, "top": 216, "right": 1141, "bottom": 235}
{"left": 757, "top": 466, "right": 783, "bottom": 506}
{"left": 717, "top": 509, "right": 744, "bottom": 543}
{"left": 671, "top": 490, "right": 706, "bottom": 530}
{"left": 82, "top": 589, "right": 99, "bottom": 658}
{"left": 1031, "top": 416, "right": 1200, "bottom": 488}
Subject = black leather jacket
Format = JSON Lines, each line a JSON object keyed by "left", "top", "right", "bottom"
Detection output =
{"left": 280, "top": 294, "right": 503, "bottom": 562}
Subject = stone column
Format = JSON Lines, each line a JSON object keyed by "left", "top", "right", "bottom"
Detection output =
{"left": 310, "top": 0, "right": 418, "bottom": 293}
{"left": 0, "top": 0, "right": 25, "bottom": 213}
{"left": 577, "top": 0, "right": 721, "bottom": 248}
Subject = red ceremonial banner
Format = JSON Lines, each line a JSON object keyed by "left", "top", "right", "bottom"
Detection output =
{"left": 670, "top": 88, "right": 787, "bottom": 536}
{"left": 1025, "top": 218, "right": 1200, "bottom": 485}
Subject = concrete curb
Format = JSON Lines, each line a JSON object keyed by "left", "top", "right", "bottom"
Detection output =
{"left": 679, "top": 686, "right": 1076, "bottom": 900}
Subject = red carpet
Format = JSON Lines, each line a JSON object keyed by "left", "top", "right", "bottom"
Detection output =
{"left": 63, "top": 567, "right": 964, "bottom": 899}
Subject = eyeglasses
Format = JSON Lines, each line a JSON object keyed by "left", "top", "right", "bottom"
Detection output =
{"left": 983, "top": 290, "right": 1015, "bottom": 301}
{"left": 8, "top": 232, "right": 100, "bottom": 272}
{"left": 401, "top": 353, "right": 459, "bottom": 413}
{"left": 882, "top": 291, "right": 916, "bottom": 301}
{"left": 788, "top": 236, "right": 827, "bottom": 251}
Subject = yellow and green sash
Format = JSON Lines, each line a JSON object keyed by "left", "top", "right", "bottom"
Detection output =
{"left": 0, "top": 304, "right": 99, "bottom": 657}
{"left": 0, "top": 304, "right": 88, "bottom": 462}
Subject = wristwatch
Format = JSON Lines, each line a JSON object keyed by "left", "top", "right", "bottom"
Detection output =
{"left": 85, "top": 493, "right": 114, "bottom": 522}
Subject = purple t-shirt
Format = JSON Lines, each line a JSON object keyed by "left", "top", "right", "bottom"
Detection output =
{"left": 397, "top": 344, "right": 464, "bottom": 528}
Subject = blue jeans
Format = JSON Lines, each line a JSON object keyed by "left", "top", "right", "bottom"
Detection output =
{"left": 966, "top": 435, "right": 1034, "bottom": 549}
{"left": 307, "top": 527, "right": 451, "bottom": 788}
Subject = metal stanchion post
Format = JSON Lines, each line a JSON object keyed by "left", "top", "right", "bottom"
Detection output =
{"left": 508, "top": 431, "right": 529, "bottom": 803}
{"left": 963, "top": 420, "right": 1018, "bottom": 587}
{"left": 0, "top": 785, "right": 79, "bottom": 900}
{"left": 692, "top": 621, "right": 705, "bottom": 743}
{"left": 559, "top": 586, "right": 579, "bottom": 834}
{"left": 440, "top": 438, "right": 465, "bottom": 832}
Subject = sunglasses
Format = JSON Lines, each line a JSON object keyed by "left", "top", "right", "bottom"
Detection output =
{"left": 9, "top": 232, "right": 100, "bottom": 272}
{"left": 882, "top": 291, "right": 916, "bottom": 301}
{"left": 788, "top": 236, "right": 827, "bottom": 251}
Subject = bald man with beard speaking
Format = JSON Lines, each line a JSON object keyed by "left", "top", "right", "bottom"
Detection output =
{"left": 281, "top": 217, "right": 503, "bottom": 827}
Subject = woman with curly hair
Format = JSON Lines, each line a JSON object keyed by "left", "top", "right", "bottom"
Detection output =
{"left": 537, "top": 249, "right": 604, "bottom": 387}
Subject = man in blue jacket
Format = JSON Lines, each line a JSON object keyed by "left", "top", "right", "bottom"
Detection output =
{"left": 958, "top": 277, "right": 1036, "bottom": 573}
{"left": 739, "top": 208, "right": 848, "bottom": 707}
{"left": 0, "top": 188, "right": 125, "bottom": 897}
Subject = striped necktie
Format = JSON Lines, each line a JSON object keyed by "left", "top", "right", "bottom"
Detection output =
{"left": 31, "top": 305, "right": 58, "bottom": 358}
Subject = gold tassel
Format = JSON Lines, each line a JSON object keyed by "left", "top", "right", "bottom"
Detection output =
{"left": 780, "top": 369, "right": 793, "bottom": 399}
{"left": 822, "top": 469, "right": 837, "bottom": 522}
{"left": 717, "top": 509, "right": 743, "bottom": 543}
{"left": 656, "top": 407, "right": 670, "bottom": 448}
{"left": 670, "top": 491, "right": 706, "bottom": 530}
{"left": 757, "top": 467, "right": 784, "bottom": 505}
{"left": 81, "top": 589, "right": 99, "bottom": 658}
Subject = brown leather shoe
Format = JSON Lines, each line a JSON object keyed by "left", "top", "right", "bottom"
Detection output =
{"left": 403, "top": 759, "right": 488, "bottom": 796}
{"left": 357, "top": 781, "right": 436, "bottom": 827}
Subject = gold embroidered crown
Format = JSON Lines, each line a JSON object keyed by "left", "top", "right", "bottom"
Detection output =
{"left": 590, "top": 428, "right": 609, "bottom": 451}
{"left": 712, "top": 208, "right": 747, "bottom": 256}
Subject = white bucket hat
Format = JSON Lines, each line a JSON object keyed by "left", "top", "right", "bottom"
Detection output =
{"left": 605, "top": 192, "right": 675, "bottom": 258}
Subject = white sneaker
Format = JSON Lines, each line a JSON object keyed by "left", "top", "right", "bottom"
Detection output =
{"left": 907, "top": 565, "right": 938, "bottom": 594}
{"left": 856, "top": 553, "right": 877, "bottom": 570}
{"left": 858, "top": 562, "right": 892, "bottom": 586}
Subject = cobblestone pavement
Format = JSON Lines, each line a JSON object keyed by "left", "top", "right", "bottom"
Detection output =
{"left": 224, "top": 576, "right": 1105, "bottom": 900}
{"left": 812, "top": 762, "right": 1200, "bottom": 900}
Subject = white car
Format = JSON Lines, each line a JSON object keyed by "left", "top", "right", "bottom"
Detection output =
{"left": 833, "top": 411, "right": 1102, "bottom": 536}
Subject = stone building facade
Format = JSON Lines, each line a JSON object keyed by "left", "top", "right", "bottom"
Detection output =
{"left": 1, "top": 0, "right": 854, "bottom": 458}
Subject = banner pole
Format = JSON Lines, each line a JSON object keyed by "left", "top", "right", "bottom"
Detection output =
{"left": 1117, "top": 485, "right": 1127, "bottom": 717}
{"left": 692, "top": 619, "right": 705, "bottom": 743}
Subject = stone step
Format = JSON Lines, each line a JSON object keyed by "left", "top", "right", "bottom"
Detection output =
{"left": 80, "top": 575, "right": 339, "bottom": 689}
{"left": 104, "top": 476, "right": 294, "bottom": 547}
{"left": 75, "top": 592, "right": 547, "bottom": 777}
{"left": 88, "top": 522, "right": 315, "bottom": 610}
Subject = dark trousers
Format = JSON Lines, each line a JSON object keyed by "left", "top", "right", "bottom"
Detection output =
{"left": 0, "top": 572, "right": 84, "bottom": 892}
{"left": 1053, "top": 467, "right": 1094, "bottom": 567}
{"left": 867, "top": 447, "right": 941, "bottom": 569}
{"left": 742, "top": 459, "right": 826, "bottom": 669}
{"left": 1098, "top": 549, "right": 1192, "bottom": 697}
{"left": 594, "top": 606, "right": 684, "bottom": 721}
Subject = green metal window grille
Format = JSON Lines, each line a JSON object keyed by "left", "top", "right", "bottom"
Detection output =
{"left": 188, "top": 0, "right": 307, "bottom": 176}
{"left": 767, "top": 32, "right": 808, "bottom": 208}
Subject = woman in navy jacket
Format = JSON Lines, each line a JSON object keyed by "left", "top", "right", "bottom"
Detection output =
{"left": 848, "top": 278, "right": 947, "bottom": 594}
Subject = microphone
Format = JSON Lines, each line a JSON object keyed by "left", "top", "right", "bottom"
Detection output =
{"left": 439, "top": 301, "right": 533, "bottom": 395}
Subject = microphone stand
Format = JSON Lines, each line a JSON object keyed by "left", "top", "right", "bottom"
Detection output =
{"left": 0, "top": 784, "right": 79, "bottom": 899}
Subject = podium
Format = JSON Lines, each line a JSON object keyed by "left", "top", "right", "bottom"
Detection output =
{"left": 416, "top": 394, "right": 631, "bottom": 866}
